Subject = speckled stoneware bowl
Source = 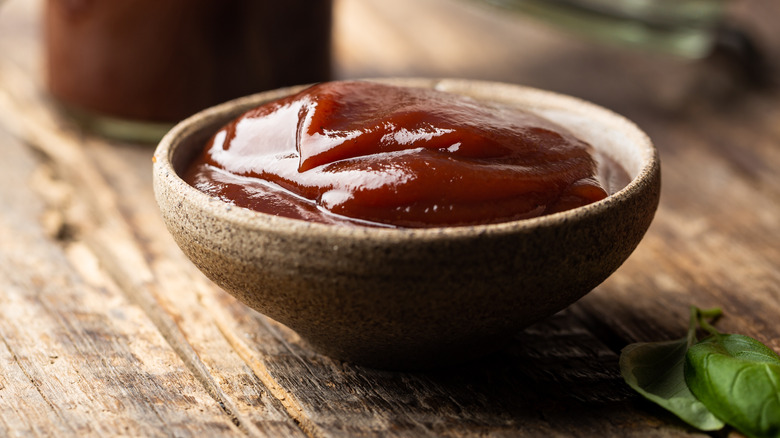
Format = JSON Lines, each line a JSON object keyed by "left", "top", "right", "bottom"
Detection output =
{"left": 153, "top": 78, "right": 660, "bottom": 370}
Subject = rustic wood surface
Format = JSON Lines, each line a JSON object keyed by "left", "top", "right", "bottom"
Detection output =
{"left": 1, "top": 0, "right": 779, "bottom": 436}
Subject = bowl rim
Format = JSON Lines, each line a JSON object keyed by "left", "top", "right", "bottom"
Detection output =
{"left": 153, "top": 78, "right": 659, "bottom": 242}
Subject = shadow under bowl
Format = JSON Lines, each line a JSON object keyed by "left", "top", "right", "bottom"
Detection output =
{"left": 153, "top": 78, "right": 660, "bottom": 370}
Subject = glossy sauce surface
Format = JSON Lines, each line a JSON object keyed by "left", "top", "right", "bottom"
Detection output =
{"left": 183, "top": 81, "right": 626, "bottom": 228}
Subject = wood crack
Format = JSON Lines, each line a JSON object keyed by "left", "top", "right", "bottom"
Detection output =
{"left": 86, "top": 244, "right": 257, "bottom": 437}
{"left": 200, "top": 291, "right": 326, "bottom": 438}
{"left": 0, "top": 332, "right": 78, "bottom": 436}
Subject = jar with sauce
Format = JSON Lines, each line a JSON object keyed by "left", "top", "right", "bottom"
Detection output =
{"left": 45, "top": 0, "right": 332, "bottom": 142}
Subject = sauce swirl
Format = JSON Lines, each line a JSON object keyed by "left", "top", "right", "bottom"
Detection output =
{"left": 183, "top": 81, "right": 618, "bottom": 228}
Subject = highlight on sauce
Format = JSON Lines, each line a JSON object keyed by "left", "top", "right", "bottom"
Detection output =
{"left": 183, "top": 81, "right": 629, "bottom": 228}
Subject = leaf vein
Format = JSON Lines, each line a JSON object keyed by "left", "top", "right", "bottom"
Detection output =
{"left": 763, "top": 365, "right": 780, "bottom": 413}
{"left": 729, "top": 364, "right": 750, "bottom": 396}
{"left": 765, "top": 364, "right": 780, "bottom": 390}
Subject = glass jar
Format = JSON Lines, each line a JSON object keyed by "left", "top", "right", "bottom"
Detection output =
{"left": 45, "top": 0, "right": 332, "bottom": 142}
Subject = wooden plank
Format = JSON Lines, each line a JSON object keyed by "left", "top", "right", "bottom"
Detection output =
{"left": 0, "top": 127, "right": 244, "bottom": 436}
{"left": 1, "top": 0, "right": 778, "bottom": 436}
{"left": 83, "top": 139, "right": 308, "bottom": 438}
{"left": 0, "top": 58, "right": 307, "bottom": 437}
{"left": 207, "top": 295, "right": 705, "bottom": 437}
{"left": 0, "top": 2, "right": 303, "bottom": 433}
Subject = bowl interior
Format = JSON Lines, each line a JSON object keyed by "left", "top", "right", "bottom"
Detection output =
{"left": 431, "top": 80, "right": 651, "bottom": 184}
{"left": 162, "top": 78, "right": 655, "bottom": 234}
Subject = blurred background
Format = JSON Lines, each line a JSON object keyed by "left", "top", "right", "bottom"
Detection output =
{"left": 333, "top": 0, "right": 776, "bottom": 114}
{"left": 0, "top": 0, "right": 777, "bottom": 143}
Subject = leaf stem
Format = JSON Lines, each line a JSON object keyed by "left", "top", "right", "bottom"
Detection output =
{"left": 693, "top": 307, "right": 723, "bottom": 339}
{"left": 687, "top": 306, "right": 699, "bottom": 346}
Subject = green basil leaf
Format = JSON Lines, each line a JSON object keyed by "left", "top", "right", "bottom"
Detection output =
{"left": 685, "top": 334, "right": 780, "bottom": 438}
{"left": 620, "top": 338, "right": 725, "bottom": 431}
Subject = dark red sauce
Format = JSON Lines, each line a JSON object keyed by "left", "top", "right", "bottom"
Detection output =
{"left": 183, "top": 81, "right": 627, "bottom": 228}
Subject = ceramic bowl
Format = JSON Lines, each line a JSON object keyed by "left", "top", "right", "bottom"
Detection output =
{"left": 153, "top": 78, "right": 660, "bottom": 370}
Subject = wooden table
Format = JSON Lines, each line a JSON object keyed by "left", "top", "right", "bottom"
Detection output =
{"left": 1, "top": 0, "right": 778, "bottom": 436}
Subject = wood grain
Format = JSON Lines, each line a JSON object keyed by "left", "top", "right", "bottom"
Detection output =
{"left": 0, "top": 50, "right": 307, "bottom": 438}
{"left": 0, "top": 127, "right": 247, "bottom": 436}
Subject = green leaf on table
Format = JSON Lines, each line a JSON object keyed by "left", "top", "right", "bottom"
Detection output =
{"left": 685, "top": 333, "right": 780, "bottom": 438}
{"left": 620, "top": 337, "right": 725, "bottom": 431}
